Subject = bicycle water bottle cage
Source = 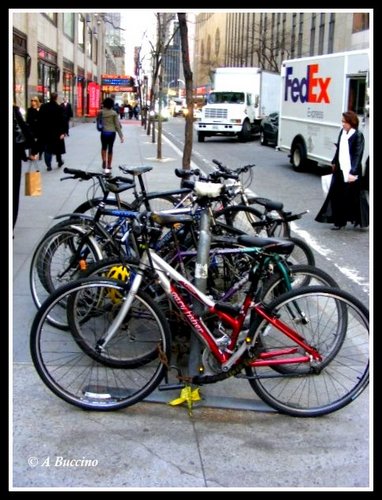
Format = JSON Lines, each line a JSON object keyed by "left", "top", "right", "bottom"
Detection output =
{"left": 194, "top": 181, "right": 224, "bottom": 198}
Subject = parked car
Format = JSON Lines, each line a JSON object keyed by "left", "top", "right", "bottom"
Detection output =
{"left": 260, "top": 112, "right": 279, "bottom": 147}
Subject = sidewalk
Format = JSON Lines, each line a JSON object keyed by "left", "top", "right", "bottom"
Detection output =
{"left": 11, "top": 121, "right": 370, "bottom": 490}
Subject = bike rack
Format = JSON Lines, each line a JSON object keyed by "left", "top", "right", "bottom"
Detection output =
{"left": 144, "top": 388, "right": 276, "bottom": 412}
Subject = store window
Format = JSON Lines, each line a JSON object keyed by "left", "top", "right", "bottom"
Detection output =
{"left": 37, "top": 45, "right": 59, "bottom": 102}
{"left": 13, "top": 29, "right": 29, "bottom": 114}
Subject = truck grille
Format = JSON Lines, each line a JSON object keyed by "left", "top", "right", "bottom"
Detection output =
{"left": 205, "top": 108, "right": 228, "bottom": 119}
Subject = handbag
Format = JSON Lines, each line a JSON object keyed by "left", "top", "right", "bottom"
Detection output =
{"left": 25, "top": 160, "right": 42, "bottom": 196}
{"left": 321, "top": 173, "right": 333, "bottom": 197}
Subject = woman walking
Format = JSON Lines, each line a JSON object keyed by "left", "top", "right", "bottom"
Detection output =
{"left": 97, "top": 97, "right": 124, "bottom": 175}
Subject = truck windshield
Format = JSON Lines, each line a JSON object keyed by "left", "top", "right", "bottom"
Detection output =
{"left": 207, "top": 92, "right": 244, "bottom": 104}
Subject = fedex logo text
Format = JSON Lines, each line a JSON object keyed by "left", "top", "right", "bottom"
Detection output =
{"left": 284, "top": 64, "right": 331, "bottom": 104}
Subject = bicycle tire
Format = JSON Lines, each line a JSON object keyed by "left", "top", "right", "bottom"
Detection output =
{"left": 30, "top": 277, "right": 172, "bottom": 411}
{"left": 285, "top": 236, "right": 315, "bottom": 267}
{"left": 259, "top": 263, "right": 338, "bottom": 303}
{"left": 246, "top": 285, "right": 369, "bottom": 417}
{"left": 213, "top": 204, "right": 289, "bottom": 238}
{"left": 29, "top": 223, "right": 103, "bottom": 316}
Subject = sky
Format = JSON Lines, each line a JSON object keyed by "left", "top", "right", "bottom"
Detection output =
{"left": 121, "top": 10, "right": 157, "bottom": 76}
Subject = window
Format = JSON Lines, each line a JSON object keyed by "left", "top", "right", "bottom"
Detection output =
{"left": 318, "top": 13, "right": 325, "bottom": 55}
{"left": 44, "top": 13, "right": 57, "bottom": 25}
{"left": 78, "top": 14, "right": 85, "bottom": 51}
{"left": 353, "top": 13, "right": 369, "bottom": 33}
{"left": 87, "top": 27, "right": 92, "bottom": 58}
{"left": 310, "top": 13, "right": 316, "bottom": 56}
{"left": 348, "top": 77, "right": 366, "bottom": 115}
{"left": 328, "top": 13, "right": 335, "bottom": 54}
{"left": 63, "top": 12, "right": 74, "bottom": 40}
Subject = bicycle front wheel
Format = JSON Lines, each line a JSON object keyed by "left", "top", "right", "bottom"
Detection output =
{"left": 246, "top": 286, "right": 369, "bottom": 417}
{"left": 30, "top": 277, "right": 172, "bottom": 411}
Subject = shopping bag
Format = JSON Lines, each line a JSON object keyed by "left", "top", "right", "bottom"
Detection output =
{"left": 25, "top": 161, "right": 42, "bottom": 196}
{"left": 321, "top": 173, "right": 333, "bottom": 197}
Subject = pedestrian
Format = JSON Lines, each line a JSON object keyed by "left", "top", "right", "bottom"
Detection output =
{"left": 60, "top": 97, "right": 73, "bottom": 135}
{"left": 38, "top": 92, "right": 66, "bottom": 170}
{"left": 133, "top": 104, "right": 140, "bottom": 120}
{"left": 315, "top": 110, "right": 366, "bottom": 230}
{"left": 26, "top": 96, "right": 43, "bottom": 159}
{"left": 13, "top": 104, "right": 37, "bottom": 229}
{"left": 96, "top": 97, "right": 124, "bottom": 175}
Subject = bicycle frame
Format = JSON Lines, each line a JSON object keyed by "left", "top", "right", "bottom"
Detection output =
{"left": 99, "top": 247, "right": 322, "bottom": 374}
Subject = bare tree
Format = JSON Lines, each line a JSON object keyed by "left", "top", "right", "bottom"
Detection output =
{"left": 146, "top": 13, "right": 177, "bottom": 158}
{"left": 177, "top": 13, "right": 193, "bottom": 170}
{"left": 225, "top": 17, "right": 292, "bottom": 73}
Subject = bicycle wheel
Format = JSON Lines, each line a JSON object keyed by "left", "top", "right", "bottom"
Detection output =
{"left": 30, "top": 223, "right": 103, "bottom": 315}
{"left": 285, "top": 236, "right": 315, "bottom": 267}
{"left": 30, "top": 277, "right": 172, "bottom": 411}
{"left": 260, "top": 264, "right": 338, "bottom": 303}
{"left": 213, "top": 205, "right": 265, "bottom": 236}
{"left": 246, "top": 286, "right": 369, "bottom": 417}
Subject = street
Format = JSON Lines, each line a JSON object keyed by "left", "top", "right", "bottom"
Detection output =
{"left": 162, "top": 117, "right": 371, "bottom": 309}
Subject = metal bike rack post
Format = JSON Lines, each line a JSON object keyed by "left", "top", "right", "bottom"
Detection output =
{"left": 188, "top": 205, "right": 211, "bottom": 380}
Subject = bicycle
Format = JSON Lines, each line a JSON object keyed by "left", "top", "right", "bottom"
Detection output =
{"left": 29, "top": 164, "right": 313, "bottom": 312}
{"left": 30, "top": 181, "right": 369, "bottom": 417}
{"left": 174, "top": 165, "right": 315, "bottom": 267}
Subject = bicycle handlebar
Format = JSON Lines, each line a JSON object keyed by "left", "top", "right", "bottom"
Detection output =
{"left": 61, "top": 167, "right": 134, "bottom": 186}
{"left": 212, "top": 159, "right": 256, "bottom": 175}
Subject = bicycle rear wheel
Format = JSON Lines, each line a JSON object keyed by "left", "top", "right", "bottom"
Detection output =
{"left": 246, "top": 286, "right": 369, "bottom": 417}
{"left": 260, "top": 264, "right": 338, "bottom": 303}
{"left": 30, "top": 277, "right": 172, "bottom": 411}
{"left": 29, "top": 223, "right": 103, "bottom": 315}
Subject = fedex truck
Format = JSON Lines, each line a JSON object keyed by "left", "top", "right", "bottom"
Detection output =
{"left": 277, "top": 50, "right": 370, "bottom": 171}
{"left": 195, "top": 67, "right": 281, "bottom": 143}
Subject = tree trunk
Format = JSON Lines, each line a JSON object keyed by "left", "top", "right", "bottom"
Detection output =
{"left": 157, "top": 68, "right": 163, "bottom": 159}
{"left": 178, "top": 13, "right": 193, "bottom": 170}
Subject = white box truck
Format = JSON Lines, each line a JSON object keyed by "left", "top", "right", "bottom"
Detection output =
{"left": 277, "top": 49, "right": 370, "bottom": 171}
{"left": 195, "top": 67, "right": 281, "bottom": 143}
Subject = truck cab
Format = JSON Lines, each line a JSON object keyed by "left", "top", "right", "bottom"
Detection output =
{"left": 195, "top": 67, "right": 280, "bottom": 143}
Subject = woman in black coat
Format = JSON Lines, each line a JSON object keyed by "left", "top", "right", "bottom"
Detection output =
{"left": 315, "top": 110, "right": 366, "bottom": 229}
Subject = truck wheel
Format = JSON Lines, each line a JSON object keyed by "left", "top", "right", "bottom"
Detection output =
{"left": 198, "top": 132, "right": 205, "bottom": 143}
{"left": 291, "top": 142, "right": 307, "bottom": 171}
{"left": 238, "top": 121, "right": 251, "bottom": 142}
{"left": 260, "top": 129, "right": 268, "bottom": 146}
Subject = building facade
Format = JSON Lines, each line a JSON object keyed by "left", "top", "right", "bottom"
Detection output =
{"left": 12, "top": 11, "right": 125, "bottom": 118}
{"left": 193, "top": 11, "right": 370, "bottom": 89}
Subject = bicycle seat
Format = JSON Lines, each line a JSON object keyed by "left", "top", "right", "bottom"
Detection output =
{"left": 119, "top": 165, "right": 153, "bottom": 176}
{"left": 237, "top": 235, "right": 294, "bottom": 255}
{"left": 250, "top": 196, "right": 284, "bottom": 211}
{"left": 150, "top": 212, "right": 194, "bottom": 227}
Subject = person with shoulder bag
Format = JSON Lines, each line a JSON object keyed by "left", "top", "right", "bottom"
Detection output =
{"left": 97, "top": 97, "right": 124, "bottom": 175}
